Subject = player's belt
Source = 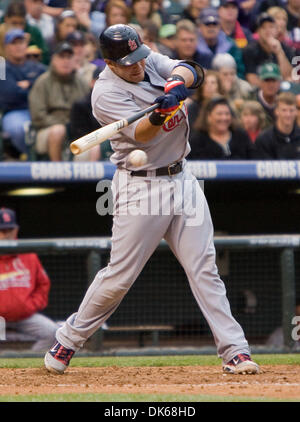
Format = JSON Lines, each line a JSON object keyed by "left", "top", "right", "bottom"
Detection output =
{"left": 130, "top": 161, "right": 183, "bottom": 177}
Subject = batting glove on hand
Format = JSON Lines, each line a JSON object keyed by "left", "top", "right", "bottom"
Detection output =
{"left": 164, "top": 75, "right": 188, "bottom": 102}
{"left": 154, "top": 93, "right": 180, "bottom": 115}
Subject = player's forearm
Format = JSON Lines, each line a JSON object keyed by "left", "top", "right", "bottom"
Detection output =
{"left": 170, "top": 66, "right": 195, "bottom": 88}
{"left": 135, "top": 117, "right": 163, "bottom": 143}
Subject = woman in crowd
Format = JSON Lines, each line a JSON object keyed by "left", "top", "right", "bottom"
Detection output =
{"left": 211, "top": 53, "right": 253, "bottom": 113}
{"left": 188, "top": 96, "right": 258, "bottom": 160}
{"left": 240, "top": 100, "right": 267, "bottom": 143}
{"left": 267, "top": 6, "right": 299, "bottom": 52}
{"left": 48, "top": 10, "right": 78, "bottom": 54}
{"left": 105, "top": 0, "right": 131, "bottom": 27}
{"left": 69, "top": 0, "right": 107, "bottom": 38}
{"left": 187, "top": 70, "right": 224, "bottom": 130}
{"left": 130, "top": 0, "right": 161, "bottom": 29}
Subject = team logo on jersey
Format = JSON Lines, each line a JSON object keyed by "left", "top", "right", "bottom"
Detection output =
{"left": 163, "top": 114, "right": 184, "bottom": 132}
{"left": 128, "top": 39, "right": 137, "bottom": 51}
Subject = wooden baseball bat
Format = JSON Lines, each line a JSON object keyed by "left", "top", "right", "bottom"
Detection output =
{"left": 70, "top": 103, "right": 160, "bottom": 155}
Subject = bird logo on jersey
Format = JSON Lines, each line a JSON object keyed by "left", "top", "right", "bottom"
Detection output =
{"left": 128, "top": 39, "right": 137, "bottom": 51}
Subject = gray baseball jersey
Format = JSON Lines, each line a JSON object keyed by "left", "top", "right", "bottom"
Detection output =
{"left": 56, "top": 51, "right": 251, "bottom": 364}
{"left": 91, "top": 52, "right": 190, "bottom": 170}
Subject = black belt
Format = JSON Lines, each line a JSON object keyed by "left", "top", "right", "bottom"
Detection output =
{"left": 130, "top": 161, "right": 183, "bottom": 177}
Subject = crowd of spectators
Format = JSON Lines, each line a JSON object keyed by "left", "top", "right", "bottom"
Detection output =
{"left": 0, "top": 0, "right": 300, "bottom": 161}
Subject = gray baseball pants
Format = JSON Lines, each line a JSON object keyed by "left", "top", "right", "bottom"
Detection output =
{"left": 6, "top": 313, "right": 58, "bottom": 351}
{"left": 56, "top": 165, "right": 250, "bottom": 363}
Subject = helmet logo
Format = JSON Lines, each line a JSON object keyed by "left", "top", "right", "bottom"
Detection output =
{"left": 128, "top": 39, "right": 137, "bottom": 51}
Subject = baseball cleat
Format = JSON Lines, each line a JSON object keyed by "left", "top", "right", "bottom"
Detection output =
{"left": 44, "top": 341, "right": 75, "bottom": 374}
{"left": 223, "top": 353, "right": 260, "bottom": 374}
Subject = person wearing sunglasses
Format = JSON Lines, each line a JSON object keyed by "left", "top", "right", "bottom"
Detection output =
{"left": 196, "top": 7, "right": 245, "bottom": 79}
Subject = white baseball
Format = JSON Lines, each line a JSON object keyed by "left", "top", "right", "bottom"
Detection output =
{"left": 128, "top": 149, "right": 148, "bottom": 167}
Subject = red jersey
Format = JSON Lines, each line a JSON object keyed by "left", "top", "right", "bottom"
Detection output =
{"left": 0, "top": 253, "right": 50, "bottom": 322}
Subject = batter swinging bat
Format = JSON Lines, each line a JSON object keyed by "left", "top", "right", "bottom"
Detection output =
{"left": 70, "top": 103, "right": 160, "bottom": 155}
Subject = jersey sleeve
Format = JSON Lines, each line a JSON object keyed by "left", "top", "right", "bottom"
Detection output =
{"left": 147, "top": 52, "right": 181, "bottom": 80}
{"left": 92, "top": 90, "right": 143, "bottom": 142}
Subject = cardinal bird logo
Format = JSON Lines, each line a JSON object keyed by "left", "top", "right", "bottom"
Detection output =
{"left": 128, "top": 39, "right": 137, "bottom": 51}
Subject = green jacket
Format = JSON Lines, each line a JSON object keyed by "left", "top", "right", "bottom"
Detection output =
{"left": 29, "top": 68, "right": 89, "bottom": 130}
{"left": 24, "top": 22, "right": 49, "bottom": 65}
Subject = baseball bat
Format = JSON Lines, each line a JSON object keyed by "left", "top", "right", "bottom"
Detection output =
{"left": 70, "top": 103, "right": 160, "bottom": 155}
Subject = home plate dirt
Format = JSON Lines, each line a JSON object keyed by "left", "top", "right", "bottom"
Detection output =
{"left": 0, "top": 365, "right": 300, "bottom": 399}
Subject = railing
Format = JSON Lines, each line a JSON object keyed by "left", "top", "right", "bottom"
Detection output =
{"left": 0, "top": 235, "right": 299, "bottom": 353}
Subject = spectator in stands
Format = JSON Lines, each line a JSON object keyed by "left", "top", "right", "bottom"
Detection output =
{"left": 297, "top": 95, "right": 300, "bottom": 126}
{"left": 237, "top": 0, "right": 257, "bottom": 29}
{"left": 266, "top": 304, "right": 300, "bottom": 350}
{"left": 84, "top": 32, "right": 106, "bottom": 69}
{"left": 240, "top": 100, "right": 267, "bottom": 143}
{"left": 24, "top": 0, "right": 55, "bottom": 46}
{"left": 0, "top": 1, "right": 49, "bottom": 64}
{"left": 266, "top": 6, "right": 297, "bottom": 50}
{"left": 0, "top": 29, "right": 46, "bottom": 157}
{"left": 105, "top": 0, "right": 131, "bottom": 27}
{"left": 255, "top": 92, "right": 300, "bottom": 158}
{"left": 242, "top": 12, "right": 294, "bottom": 87}
{"left": 172, "top": 20, "right": 202, "bottom": 63}
{"left": 26, "top": 44, "right": 42, "bottom": 62}
{"left": 285, "top": 0, "right": 300, "bottom": 32}
{"left": 29, "top": 42, "right": 89, "bottom": 161}
{"left": 182, "top": 0, "right": 210, "bottom": 25}
{"left": 189, "top": 96, "right": 257, "bottom": 160}
{"left": 187, "top": 70, "right": 224, "bottom": 130}
{"left": 48, "top": 10, "right": 78, "bottom": 55}
{"left": 66, "top": 30, "right": 97, "bottom": 85}
{"left": 69, "top": 67, "right": 113, "bottom": 161}
{"left": 157, "top": 24, "right": 177, "bottom": 56}
{"left": 141, "top": 20, "right": 161, "bottom": 53}
{"left": 196, "top": 7, "right": 245, "bottom": 79}
{"left": 43, "top": 0, "right": 68, "bottom": 18}
{"left": 69, "top": 0, "right": 107, "bottom": 39}
{"left": 0, "top": 207, "right": 59, "bottom": 352}
{"left": 130, "top": 0, "right": 162, "bottom": 29}
{"left": 248, "top": 62, "right": 282, "bottom": 127}
{"left": 151, "top": 0, "right": 175, "bottom": 26}
{"left": 211, "top": 53, "right": 254, "bottom": 111}
{"left": 218, "top": 0, "right": 253, "bottom": 48}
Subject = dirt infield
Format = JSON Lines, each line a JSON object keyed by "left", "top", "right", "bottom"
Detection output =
{"left": 0, "top": 365, "right": 300, "bottom": 399}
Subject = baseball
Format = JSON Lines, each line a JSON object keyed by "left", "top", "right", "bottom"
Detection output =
{"left": 128, "top": 149, "right": 148, "bottom": 167}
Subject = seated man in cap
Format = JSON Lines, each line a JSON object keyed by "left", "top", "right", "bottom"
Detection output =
{"left": 0, "top": 1, "right": 49, "bottom": 64}
{"left": 218, "top": 0, "right": 253, "bottom": 48}
{"left": 29, "top": 42, "right": 89, "bottom": 161}
{"left": 242, "top": 12, "right": 294, "bottom": 87}
{"left": 247, "top": 62, "right": 283, "bottom": 127}
{"left": 0, "top": 29, "right": 46, "bottom": 158}
{"left": 0, "top": 208, "right": 59, "bottom": 352}
{"left": 196, "top": 7, "right": 245, "bottom": 79}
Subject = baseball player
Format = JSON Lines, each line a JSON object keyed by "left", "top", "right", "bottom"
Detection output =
{"left": 44, "top": 24, "right": 260, "bottom": 375}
